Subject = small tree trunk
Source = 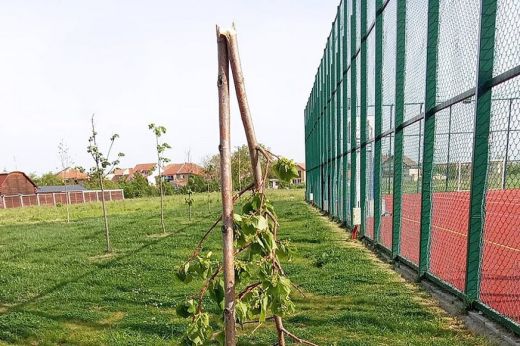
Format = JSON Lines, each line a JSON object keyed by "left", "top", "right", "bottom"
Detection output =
{"left": 225, "top": 28, "right": 263, "bottom": 191}
{"left": 157, "top": 137, "right": 166, "bottom": 233}
{"left": 274, "top": 316, "right": 286, "bottom": 346}
{"left": 217, "top": 25, "right": 236, "bottom": 346}
{"left": 64, "top": 180, "right": 70, "bottom": 223}
{"left": 99, "top": 172, "right": 111, "bottom": 253}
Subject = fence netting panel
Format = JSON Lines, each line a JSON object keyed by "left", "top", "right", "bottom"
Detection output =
{"left": 400, "top": 121, "right": 423, "bottom": 264}
{"left": 479, "top": 0, "right": 520, "bottom": 324}
{"left": 303, "top": 0, "right": 520, "bottom": 333}
{"left": 380, "top": 135, "right": 393, "bottom": 250}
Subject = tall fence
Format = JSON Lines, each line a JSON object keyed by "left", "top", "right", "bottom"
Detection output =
{"left": 304, "top": 0, "right": 520, "bottom": 334}
{"left": 0, "top": 190, "right": 125, "bottom": 209}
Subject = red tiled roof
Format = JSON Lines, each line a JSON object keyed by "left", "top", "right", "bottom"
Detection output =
{"left": 0, "top": 171, "right": 37, "bottom": 190}
{"left": 0, "top": 173, "right": 8, "bottom": 187}
{"left": 296, "top": 163, "right": 306, "bottom": 170}
{"left": 162, "top": 163, "right": 203, "bottom": 176}
{"left": 133, "top": 163, "right": 156, "bottom": 174}
{"left": 56, "top": 167, "right": 88, "bottom": 180}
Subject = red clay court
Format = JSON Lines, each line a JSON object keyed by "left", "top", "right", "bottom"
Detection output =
{"left": 365, "top": 189, "right": 520, "bottom": 325}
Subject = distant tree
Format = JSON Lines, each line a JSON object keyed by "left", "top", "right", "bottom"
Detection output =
{"left": 58, "top": 140, "right": 73, "bottom": 223}
{"left": 33, "top": 172, "right": 64, "bottom": 187}
{"left": 119, "top": 173, "right": 155, "bottom": 198}
{"left": 87, "top": 114, "right": 124, "bottom": 253}
{"left": 148, "top": 123, "right": 171, "bottom": 234}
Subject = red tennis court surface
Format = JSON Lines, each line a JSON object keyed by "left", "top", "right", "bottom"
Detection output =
{"left": 365, "top": 189, "right": 520, "bottom": 325}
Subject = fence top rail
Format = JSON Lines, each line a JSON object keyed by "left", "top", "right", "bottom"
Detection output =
{"left": 1, "top": 189, "right": 124, "bottom": 198}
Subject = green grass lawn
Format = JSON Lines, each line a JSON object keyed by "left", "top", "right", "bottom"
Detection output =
{"left": 0, "top": 190, "right": 489, "bottom": 345}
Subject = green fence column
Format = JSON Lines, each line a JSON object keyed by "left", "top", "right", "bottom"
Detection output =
{"left": 359, "top": 0, "right": 367, "bottom": 238}
{"left": 332, "top": 19, "right": 337, "bottom": 218}
{"left": 418, "top": 0, "right": 440, "bottom": 277}
{"left": 391, "top": 0, "right": 407, "bottom": 258}
{"left": 373, "top": 0, "right": 383, "bottom": 244}
{"left": 336, "top": 6, "right": 342, "bottom": 222}
{"left": 350, "top": 6, "right": 357, "bottom": 227}
{"left": 342, "top": 1, "right": 350, "bottom": 225}
{"left": 465, "top": 0, "right": 497, "bottom": 303}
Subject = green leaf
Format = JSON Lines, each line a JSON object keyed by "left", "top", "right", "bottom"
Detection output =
{"left": 273, "top": 157, "right": 299, "bottom": 183}
{"left": 209, "top": 279, "right": 225, "bottom": 311}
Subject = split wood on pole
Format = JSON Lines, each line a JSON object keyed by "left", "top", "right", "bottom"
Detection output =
{"left": 216, "top": 25, "right": 236, "bottom": 346}
{"left": 224, "top": 27, "right": 263, "bottom": 192}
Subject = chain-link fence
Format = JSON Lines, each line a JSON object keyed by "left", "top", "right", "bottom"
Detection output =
{"left": 304, "top": 0, "right": 520, "bottom": 334}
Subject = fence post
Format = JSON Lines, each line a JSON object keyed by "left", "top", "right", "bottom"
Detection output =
{"left": 418, "top": 0, "right": 440, "bottom": 278}
{"left": 109, "top": 190, "right": 113, "bottom": 201}
{"left": 331, "top": 17, "right": 337, "bottom": 218}
{"left": 342, "top": 0, "right": 349, "bottom": 225}
{"left": 350, "top": 7, "right": 357, "bottom": 228}
{"left": 465, "top": 0, "right": 497, "bottom": 304}
{"left": 20, "top": 195, "right": 24, "bottom": 207}
{"left": 391, "top": 0, "right": 407, "bottom": 259}
{"left": 336, "top": 5, "right": 342, "bottom": 222}
{"left": 359, "top": 0, "right": 367, "bottom": 237}
{"left": 2, "top": 196, "right": 6, "bottom": 209}
{"left": 52, "top": 193, "right": 56, "bottom": 206}
{"left": 374, "top": 0, "right": 383, "bottom": 244}
{"left": 37, "top": 194, "right": 40, "bottom": 206}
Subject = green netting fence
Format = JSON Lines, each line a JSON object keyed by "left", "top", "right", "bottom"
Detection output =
{"left": 303, "top": 0, "right": 520, "bottom": 334}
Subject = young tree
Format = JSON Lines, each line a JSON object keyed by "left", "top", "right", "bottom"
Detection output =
{"left": 175, "top": 27, "right": 313, "bottom": 346}
{"left": 148, "top": 123, "right": 171, "bottom": 233}
{"left": 58, "top": 140, "right": 73, "bottom": 223}
{"left": 87, "top": 114, "right": 124, "bottom": 253}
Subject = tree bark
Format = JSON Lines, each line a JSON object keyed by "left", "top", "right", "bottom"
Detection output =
{"left": 217, "top": 25, "right": 236, "bottom": 346}
{"left": 225, "top": 27, "right": 263, "bottom": 192}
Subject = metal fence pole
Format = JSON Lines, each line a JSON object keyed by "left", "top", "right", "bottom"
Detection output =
{"left": 332, "top": 17, "right": 337, "bottom": 218}
{"left": 360, "top": 0, "right": 367, "bottom": 237}
{"left": 342, "top": 0, "right": 350, "bottom": 225}
{"left": 336, "top": 6, "right": 342, "bottom": 221}
{"left": 392, "top": 0, "right": 407, "bottom": 258}
{"left": 418, "top": 0, "right": 440, "bottom": 278}
{"left": 465, "top": 0, "right": 498, "bottom": 304}
{"left": 374, "top": 0, "right": 383, "bottom": 244}
{"left": 350, "top": 6, "right": 357, "bottom": 227}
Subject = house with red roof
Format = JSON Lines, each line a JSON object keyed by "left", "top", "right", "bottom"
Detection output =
{"left": 56, "top": 167, "right": 89, "bottom": 185}
{"left": 0, "top": 171, "right": 37, "bottom": 196}
{"left": 161, "top": 162, "right": 204, "bottom": 187}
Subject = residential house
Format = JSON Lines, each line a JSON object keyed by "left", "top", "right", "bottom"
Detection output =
{"left": 132, "top": 163, "right": 158, "bottom": 185}
{"left": 293, "top": 163, "right": 306, "bottom": 185}
{"left": 162, "top": 162, "right": 204, "bottom": 187}
{"left": 108, "top": 168, "right": 134, "bottom": 182}
{"left": 56, "top": 167, "right": 89, "bottom": 185}
{"left": 0, "top": 171, "right": 37, "bottom": 196}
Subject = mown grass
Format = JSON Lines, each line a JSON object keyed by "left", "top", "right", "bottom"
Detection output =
{"left": 0, "top": 190, "right": 489, "bottom": 345}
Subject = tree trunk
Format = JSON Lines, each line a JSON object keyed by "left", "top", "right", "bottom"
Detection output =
{"left": 99, "top": 172, "right": 111, "bottom": 253}
{"left": 225, "top": 28, "right": 263, "bottom": 192}
{"left": 157, "top": 137, "right": 166, "bottom": 233}
{"left": 274, "top": 316, "right": 286, "bottom": 346}
{"left": 217, "top": 25, "right": 236, "bottom": 346}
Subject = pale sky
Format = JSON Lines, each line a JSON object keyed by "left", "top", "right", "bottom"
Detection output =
{"left": 0, "top": 0, "right": 338, "bottom": 174}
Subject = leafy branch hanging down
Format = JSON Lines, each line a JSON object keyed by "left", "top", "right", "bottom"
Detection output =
{"left": 175, "top": 154, "right": 315, "bottom": 346}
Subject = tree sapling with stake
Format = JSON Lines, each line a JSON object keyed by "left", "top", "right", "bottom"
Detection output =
{"left": 148, "top": 123, "right": 171, "bottom": 233}
{"left": 87, "top": 114, "right": 124, "bottom": 253}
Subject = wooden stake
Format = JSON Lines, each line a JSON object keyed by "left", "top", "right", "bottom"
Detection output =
{"left": 224, "top": 26, "right": 263, "bottom": 192}
{"left": 216, "top": 25, "right": 236, "bottom": 346}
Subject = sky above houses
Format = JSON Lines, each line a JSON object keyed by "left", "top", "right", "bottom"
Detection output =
{"left": 0, "top": 0, "right": 338, "bottom": 174}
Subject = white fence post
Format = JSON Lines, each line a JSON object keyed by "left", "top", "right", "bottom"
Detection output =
{"left": 37, "top": 194, "right": 40, "bottom": 206}
{"left": 20, "top": 195, "right": 24, "bottom": 207}
{"left": 2, "top": 196, "right": 5, "bottom": 209}
{"left": 52, "top": 193, "right": 56, "bottom": 206}
{"left": 109, "top": 190, "right": 112, "bottom": 201}
{"left": 82, "top": 191, "right": 85, "bottom": 203}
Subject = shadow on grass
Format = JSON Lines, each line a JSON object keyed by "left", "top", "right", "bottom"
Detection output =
{"left": 2, "top": 228, "right": 184, "bottom": 314}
